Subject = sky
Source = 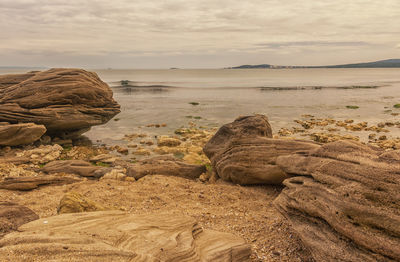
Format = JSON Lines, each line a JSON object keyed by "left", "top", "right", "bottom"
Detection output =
{"left": 0, "top": 0, "right": 399, "bottom": 68}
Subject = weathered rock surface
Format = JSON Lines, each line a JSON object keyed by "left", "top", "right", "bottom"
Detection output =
{"left": 43, "top": 160, "right": 110, "bottom": 178}
{"left": 204, "top": 114, "right": 273, "bottom": 160}
{"left": 274, "top": 140, "right": 400, "bottom": 262}
{"left": 0, "top": 68, "right": 120, "bottom": 137}
{"left": 0, "top": 211, "right": 251, "bottom": 261}
{"left": 127, "top": 156, "right": 206, "bottom": 180}
{"left": 90, "top": 153, "right": 119, "bottom": 164}
{"left": 57, "top": 192, "right": 105, "bottom": 214}
{"left": 213, "top": 137, "right": 320, "bottom": 185}
{"left": 0, "top": 175, "right": 81, "bottom": 191}
{"left": 204, "top": 115, "right": 319, "bottom": 185}
{"left": 0, "top": 202, "right": 38, "bottom": 238}
{"left": 0, "top": 122, "right": 46, "bottom": 146}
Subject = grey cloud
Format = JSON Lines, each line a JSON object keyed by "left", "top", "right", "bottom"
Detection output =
{"left": 0, "top": 0, "right": 399, "bottom": 68}
{"left": 256, "top": 41, "right": 373, "bottom": 49}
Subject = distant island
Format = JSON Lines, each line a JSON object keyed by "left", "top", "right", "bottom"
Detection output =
{"left": 229, "top": 59, "right": 400, "bottom": 69}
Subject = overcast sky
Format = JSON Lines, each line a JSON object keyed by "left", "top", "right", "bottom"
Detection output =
{"left": 1, "top": 0, "right": 399, "bottom": 68}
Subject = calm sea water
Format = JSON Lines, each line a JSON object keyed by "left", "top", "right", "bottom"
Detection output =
{"left": 2, "top": 68, "right": 400, "bottom": 144}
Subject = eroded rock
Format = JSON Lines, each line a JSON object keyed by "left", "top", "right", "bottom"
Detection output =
{"left": 0, "top": 68, "right": 120, "bottom": 138}
{"left": 204, "top": 115, "right": 319, "bottom": 185}
{"left": 204, "top": 114, "right": 273, "bottom": 161}
{"left": 0, "top": 122, "right": 46, "bottom": 146}
{"left": 0, "top": 175, "right": 81, "bottom": 191}
{"left": 274, "top": 140, "right": 400, "bottom": 262}
{"left": 0, "top": 211, "right": 251, "bottom": 261}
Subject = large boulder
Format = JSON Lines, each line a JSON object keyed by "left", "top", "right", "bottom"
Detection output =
{"left": 0, "top": 122, "right": 46, "bottom": 146}
{"left": 204, "top": 115, "right": 319, "bottom": 185}
{"left": 0, "top": 211, "right": 251, "bottom": 261}
{"left": 0, "top": 68, "right": 120, "bottom": 138}
{"left": 0, "top": 202, "right": 38, "bottom": 238}
{"left": 204, "top": 114, "right": 273, "bottom": 160}
{"left": 127, "top": 156, "right": 206, "bottom": 180}
{"left": 274, "top": 140, "right": 400, "bottom": 261}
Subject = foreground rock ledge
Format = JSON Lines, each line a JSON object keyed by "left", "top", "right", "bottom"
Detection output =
{"left": 0, "top": 202, "right": 38, "bottom": 239}
{"left": 0, "top": 68, "right": 120, "bottom": 138}
{"left": 274, "top": 140, "right": 400, "bottom": 262}
{"left": 0, "top": 211, "right": 251, "bottom": 261}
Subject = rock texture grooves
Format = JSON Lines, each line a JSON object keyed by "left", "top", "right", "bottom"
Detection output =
{"left": 0, "top": 211, "right": 251, "bottom": 261}
{"left": 0, "top": 202, "right": 38, "bottom": 239}
{"left": 0, "top": 122, "right": 46, "bottom": 146}
{"left": 0, "top": 68, "right": 120, "bottom": 137}
{"left": 204, "top": 115, "right": 319, "bottom": 185}
{"left": 274, "top": 140, "right": 400, "bottom": 261}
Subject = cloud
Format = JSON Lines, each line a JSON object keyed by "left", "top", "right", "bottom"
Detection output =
{"left": 0, "top": 0, "right": 399, "bottom": 67}
{"left": 255, "top": 41, "right": 372, "bottom": 49}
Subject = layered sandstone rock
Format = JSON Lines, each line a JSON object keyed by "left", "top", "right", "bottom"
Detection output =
{"left": 0, "top": 202, "right": 38, "bottom": 238}
{"left": 0, "top": 122, "right": 46, "bottom": 146}
{"left": 0, "top": 68, "right": 120, "bottom": 138}
{"left": 127, "top": 156, "right": 206, "bottom": 180}
{"left": 0, "top": 175, "right": 81, "bottom": 191}
{"left": 0, "top": 211, "right": 251, "bottom": 261}
{"left": 275, "top": 140, "right": 400, "bottom": 261}
{"left": 204, "top": 115, "right": 319, "bottom": 185}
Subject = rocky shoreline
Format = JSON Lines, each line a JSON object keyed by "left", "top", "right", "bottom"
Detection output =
{"left": 1, "top": 69, "right": 399, "bottom": 261}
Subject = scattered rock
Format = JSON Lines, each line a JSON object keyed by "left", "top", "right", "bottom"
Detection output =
{"left": 0, "top": 68, "right": 120, "bottom": 138}
{"left": 0, "top": 122, "right": 46, "bottom": 146}
{"left": 100, "top": 168, "right": 134, "bottom": 182}
{"left": 0, "top": 211, "right": 251, "bottom": 261}
{"left": 57, "top": 192, "right": 105, "bottom": 214}
{"left": 157, "top": 136, "right": 181, "bottom": 147}
{"left": 127, "top": 156, "right": 206, "bottom": 180}
{"left": 116, "top": 146, "right": 129, "bottom": 155}
{"left": 0, "top": 202, "right": 39, "bottom": 238}
{"left": 15, "top": 144, "right": 63, "bottom": 164}
{"left": 89, "top": 154, "right": 118, "bottom": 164}
{"left": 275, "top": 140, "right": 400, "bottom": 262}
{"left": 43, "top": 160, "right": 110, "bottom": 178}
{"left": 132, "top": 148, "right": 151, "bottom": 156}
{"left": 0, "top": 163, "right": 37, "bottom": 179}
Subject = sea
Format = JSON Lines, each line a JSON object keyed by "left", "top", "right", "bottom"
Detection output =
{"left": 1, "top": 68, "right": 400, "bottom": 145}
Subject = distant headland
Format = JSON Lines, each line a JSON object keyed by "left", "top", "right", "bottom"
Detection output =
{"left": 229, "top": 59, "right": 400, "bottom": 69}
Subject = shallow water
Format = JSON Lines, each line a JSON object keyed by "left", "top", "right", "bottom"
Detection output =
{"left": 87, "top": 68, "right": 400, "bottom": 144}
{"left": 1, "top": 68, "right": 400, "bottom": 144}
